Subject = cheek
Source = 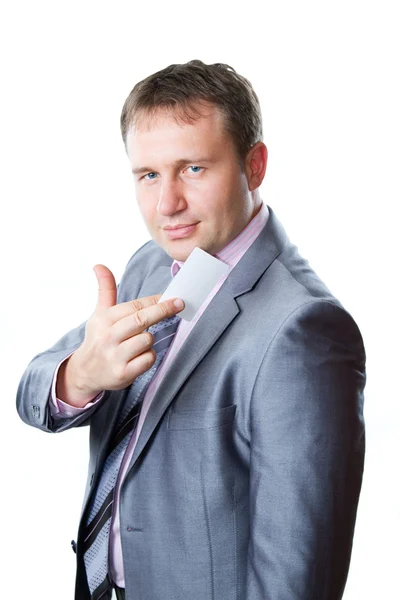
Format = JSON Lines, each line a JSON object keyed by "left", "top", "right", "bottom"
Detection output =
{"left": 136, "top": 192, "right": 156, "bottom": 223}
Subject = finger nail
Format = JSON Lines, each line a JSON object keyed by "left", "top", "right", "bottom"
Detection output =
{"left": 173, "top": 299, "right": 184, "bottom": 309}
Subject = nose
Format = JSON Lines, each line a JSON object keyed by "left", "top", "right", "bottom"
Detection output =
{"left": 157, "top": 179, "right": 187, "bottom": 216}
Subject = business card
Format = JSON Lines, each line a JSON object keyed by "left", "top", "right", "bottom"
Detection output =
{"left": 159, "top": 247, "right": 230, "bottom": 321}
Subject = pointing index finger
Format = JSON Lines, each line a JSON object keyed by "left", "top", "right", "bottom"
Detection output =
{"left": 108, "top": 294, "right": 162, "bottom": 323}
{"left": 128, "top": 297, "right": 184, "bottom": 332}
{"left": 109, "top": 294, "right": 184, "bottom": 325}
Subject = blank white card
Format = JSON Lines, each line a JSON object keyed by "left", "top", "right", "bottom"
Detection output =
{"left": 159, "top": 247, "right": 230, "bottom": 321}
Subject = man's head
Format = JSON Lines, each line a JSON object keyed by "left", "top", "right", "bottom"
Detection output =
{"left": 121, "top": 60, "right": 267, "bottom": 261}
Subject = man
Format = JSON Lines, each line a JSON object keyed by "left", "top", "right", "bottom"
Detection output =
{"left": 17, "top": 59, "right": 366, "bottom": 600}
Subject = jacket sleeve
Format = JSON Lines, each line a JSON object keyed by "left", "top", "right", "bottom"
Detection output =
{"left": 15, "top": 319, "right": 107, "bottom": 433}
{"left": 245, "top": 300, "right": 366, "bottom": 600}
{"left": 16, "top": 240, "right": 158, "bottom": 434}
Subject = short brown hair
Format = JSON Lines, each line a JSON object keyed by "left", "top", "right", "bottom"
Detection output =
{"left": 120, "top": 59, "right": 263, "bottom": 170}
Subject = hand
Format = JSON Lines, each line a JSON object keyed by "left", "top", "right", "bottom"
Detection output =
{"left": 57, "top": 264, "right": 184, "bottom": 407}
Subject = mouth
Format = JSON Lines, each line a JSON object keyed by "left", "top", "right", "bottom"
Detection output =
{"left": 163, "top": 223, "right": 199, "bottom": 239}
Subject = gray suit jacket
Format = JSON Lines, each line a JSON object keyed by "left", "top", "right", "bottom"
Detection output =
{"left": 17, "top": 205, "right": 366, "bottom": 600}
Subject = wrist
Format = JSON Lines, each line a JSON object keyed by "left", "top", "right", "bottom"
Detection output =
{"left": 56, "top": 351, "right": 101, "bottom": 408}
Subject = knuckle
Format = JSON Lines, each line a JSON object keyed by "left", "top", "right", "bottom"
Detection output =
{"left": 130, "top": 299, "right": 143, "bottom": 313}
{"left": 145, "top": 332, "right": 154, "bottom": 346}
{"left": 159, "top": 302, "right": 169, "bottom": 318}
{"left": 112, "top": 363, "right": 126, "bottom": 385}
{"left": 102, "top": 327, "right": 114, "bottom": 344}
{"left": 140, "top": 349, "right": 152, "bottom": 366}
{"left": 133, "top": 310, "right": 147, "bottom": 330}
{"left": 145, "top": 349, "right": 157, "bottom": 367}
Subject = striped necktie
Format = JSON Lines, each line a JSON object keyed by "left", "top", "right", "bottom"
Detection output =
{"left": 82, "top": 313, "right": 181, "bottom": 599}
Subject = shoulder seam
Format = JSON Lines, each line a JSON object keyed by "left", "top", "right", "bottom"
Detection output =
{"left": 276, "top": 254, "right": 330, "bottom": 300}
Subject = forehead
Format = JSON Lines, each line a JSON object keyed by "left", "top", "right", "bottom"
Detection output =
{"left": 126, "top": 103, "right": 231, "bottom": 161}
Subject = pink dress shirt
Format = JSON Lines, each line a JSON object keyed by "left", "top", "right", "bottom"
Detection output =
{"left": 50, "top": 202, "right": 269, "bottom": 587}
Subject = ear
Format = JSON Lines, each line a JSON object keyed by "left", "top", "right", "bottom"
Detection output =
{"left": 245, "top": 142, "right": 268, "bottom": 191}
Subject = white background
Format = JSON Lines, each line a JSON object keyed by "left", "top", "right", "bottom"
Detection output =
{"left": 1, "top": 1, "right": 399, "bottom": 598}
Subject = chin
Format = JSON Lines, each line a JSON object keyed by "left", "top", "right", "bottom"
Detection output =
{"left": 153, "top": 239, "right": 189, "bottom": 261}
{"left": 164, "top": 239, "right": 208, "bottom": 262}
{"left": 168, "top": 246, "right": 195, "bottom": 262}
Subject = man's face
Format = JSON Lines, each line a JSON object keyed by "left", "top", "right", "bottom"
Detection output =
{"left": 126, "top": 103, "right": 258, "bottom": 261}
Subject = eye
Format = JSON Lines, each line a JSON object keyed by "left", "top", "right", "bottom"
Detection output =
{"left": 186, "top": 166, "right": 203, "bottom": 174}
{"left": 143, "top": 172, "right": 158, "bottom": 180}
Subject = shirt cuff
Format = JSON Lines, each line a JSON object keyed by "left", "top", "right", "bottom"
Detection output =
{"left": 49, "top": 352, "right": 105, "bottom": 418}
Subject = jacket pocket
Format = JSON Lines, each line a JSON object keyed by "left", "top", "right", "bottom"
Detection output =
{"left": 167, "top": 404, "right": 236, "bottom": 430}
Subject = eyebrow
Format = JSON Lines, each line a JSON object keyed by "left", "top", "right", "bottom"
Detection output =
{"left": 132, "top": 157, "right": 213, "bottom": 175}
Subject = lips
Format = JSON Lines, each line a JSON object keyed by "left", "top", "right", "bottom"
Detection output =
{"left": 163, "top": 223, "right": 198, "bottom": 239}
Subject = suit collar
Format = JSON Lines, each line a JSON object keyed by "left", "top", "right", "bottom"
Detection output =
{"left": 225, "top": 205, "right": 288, "bottom": 297}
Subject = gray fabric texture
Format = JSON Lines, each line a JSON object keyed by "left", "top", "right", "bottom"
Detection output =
{"left": 16, "top": 205, "right": 366, "bottom": 600}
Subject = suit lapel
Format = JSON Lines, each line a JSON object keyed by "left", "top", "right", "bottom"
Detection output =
{"left": 138, "top": 265, "right": 173, "bottom": 298}
{"left": 125, "top": 205, "right": 288, "bottom": 473}
{"left": 127, "top": 287, "right": 240, "bottom": 472}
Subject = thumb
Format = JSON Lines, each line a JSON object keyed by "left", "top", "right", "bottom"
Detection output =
{"left": 93, "top": 264, "right": 117, "bottom": 310}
